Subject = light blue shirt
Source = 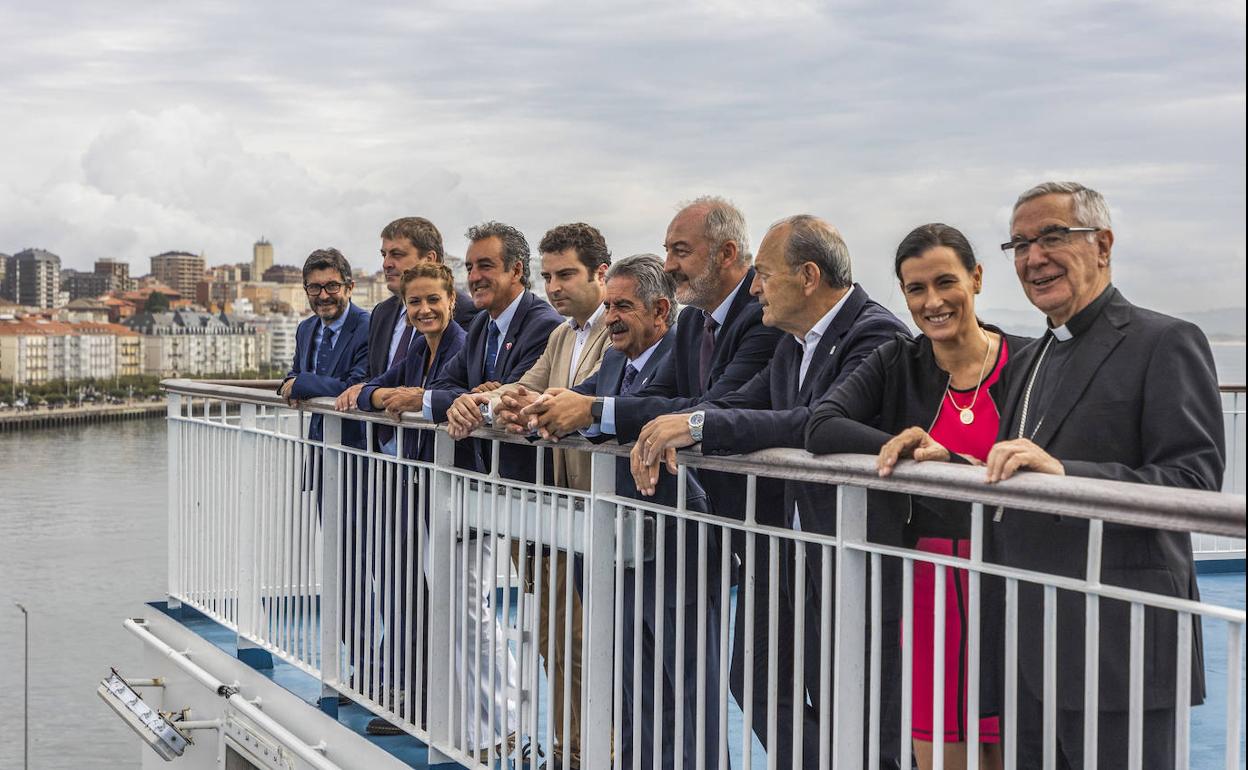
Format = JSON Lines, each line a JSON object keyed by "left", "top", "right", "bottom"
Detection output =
{"left": 423, "top": 290, "right": 526, "bottom": 420}
{"left": 387, "top": 299, "right": 409, "bottom": 369}
{"left": 584, "top": 335, "right": 665, "bottom": 437}
{"left": 707, "top": 272, "right": 748, "bottom": 336}
{"left": 311, "top": 307, "right": 351, "bottom": 363}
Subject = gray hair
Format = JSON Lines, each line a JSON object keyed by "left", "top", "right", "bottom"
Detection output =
{"left": 465, "top": 221, "right": 531, "bottom": 288}
{"left": 605, "top": 253, "right": 678, "bottom": 326}
{"left": 1012, "top": 181, "right": 1113, "bottom": 232}
{"left": 680, "top": 195, "right": 751, "bottom": 266}
{"left": 769, "top": 214, "right": 853, "bottom": 289}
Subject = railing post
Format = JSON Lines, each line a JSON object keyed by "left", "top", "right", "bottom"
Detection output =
{"left": 834, "top": 484, "right": 868, "bottom": 766}
{"left": 319, "top": 413, "right": 344, "bottom": 712}
{"left": 166, "top": 392, "right": 182, "bottom": 613}
{"left": 235, "top": 403, "right": 270, "bottom": 668}
{"left": 425, "top": 429, "right": 456, "bottom": 764}
{"left": 582, "top": 450, "right": 617, "bottom": 767}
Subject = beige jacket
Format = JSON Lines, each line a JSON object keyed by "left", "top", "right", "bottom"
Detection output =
{"left": 489, "top": 311, "right": 611, "bottom": 490}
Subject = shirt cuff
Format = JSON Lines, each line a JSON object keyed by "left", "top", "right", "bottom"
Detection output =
{"left": 600, "top": 397, "right": 617, "bottom": 434}
{"left": 422, "top": 389, "right": 434, "bottom": 421}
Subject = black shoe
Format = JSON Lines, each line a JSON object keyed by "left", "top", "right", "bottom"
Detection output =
{"left": 366, "top": 717, "right": 405, "bottom": 736}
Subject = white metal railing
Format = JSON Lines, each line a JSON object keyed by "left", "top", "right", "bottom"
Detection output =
{"left": 163, "top": 379, "right": 1246, "bottom": 770}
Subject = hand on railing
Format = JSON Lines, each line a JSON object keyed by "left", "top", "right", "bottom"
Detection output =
{"left": 335, "top": 383, "right": 365, "bottom": 411}
{"left": 985, "top": 438, "right": 1065, "bottom": 483}
{"left": 494, "top": 386, "right": 541, "bottom": 435}
{"left": 876, "top": 427, "right": 951, "bottom": 477}
{"left": 471, "top": 381, "right": 502, "bottom": 393}
{"left": 631, "top": 414, "right": 694, "bottom": 496}
{"left": 380, "top": 387, "right": 425, "bottom": 421}
{"left": 522, "top": 388, "right": 593, "bottom": 442}
{"left": 447, "top": 392, "right": 490, "bottom": 439}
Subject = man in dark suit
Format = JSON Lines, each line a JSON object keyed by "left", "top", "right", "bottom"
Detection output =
{"left": 279, "top": 248, "right": 370, "bottom": 446}
{"left": 423, "top": 220, "right": 564, "bottom": 481}
{"left": 562, "top": 254, "right": 717, "bottom": 770}
{"left": 526, "top": 197, "right": 782, "bottom": 767}
{"left": 631, "top": 215, "right": 910, "bottom": 767}
{"left": 984, "top": 182, "right": 1224, "bottom": 768}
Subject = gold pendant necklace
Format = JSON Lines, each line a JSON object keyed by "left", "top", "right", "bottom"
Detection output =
{"left": 945, "top": 328, "right": 993, "bottom": 427}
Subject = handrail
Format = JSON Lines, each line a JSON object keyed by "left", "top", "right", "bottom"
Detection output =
{"left": 162, "top": 378, "right": 1246, "bottom": 539}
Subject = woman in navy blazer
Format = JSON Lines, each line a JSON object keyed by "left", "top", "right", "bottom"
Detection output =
{"left": 349, "top": 263, "right": 470, "bottom": 463}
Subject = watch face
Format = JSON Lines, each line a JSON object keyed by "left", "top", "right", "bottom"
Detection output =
{"left": 689, "top": 412, "right": 705, "bottom": 427}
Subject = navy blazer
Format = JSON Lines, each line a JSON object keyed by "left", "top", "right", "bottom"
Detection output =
{"left": 356, "top": 321, "right": 475, "bottom": 467}
{"left": 367, "top": 288, "right": 480, "bottom": 378}
{"left": 428, "top": 290, "right": 564, "bottom": 479}
{"left": 285, "top": 303, "right": 370, "bottom": 445}
{"left": 575, "top": 330, "right": 709, "bottom": 512}
{"left": 700, "top": 285, "right": 910, "bottom": 532}
{"left": 611, "top": 269, "right": 785, "bottom": 523}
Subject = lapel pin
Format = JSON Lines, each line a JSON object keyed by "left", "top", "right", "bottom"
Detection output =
{"left": 504, "top": 342, "right": 513, "bottom": 351}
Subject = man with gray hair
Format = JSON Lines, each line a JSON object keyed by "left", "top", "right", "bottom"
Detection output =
{"left": 630, "top": 214, "right": 910, "bottom": 767}
{"left": 983, "top": 182, "right": 1223, "bottom": 767}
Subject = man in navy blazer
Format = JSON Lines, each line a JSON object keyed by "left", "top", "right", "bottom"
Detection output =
{"left": 423, "top": 221, "right": 564, "bottom": 480}
{"left": 561, "top": 254, "right": 718, "bottom": 770}
{"left": 279, "top": 248, "right": 370, "bottom": 447}
{"left": 632, "top": 215, "right": 910, "bottom": 767}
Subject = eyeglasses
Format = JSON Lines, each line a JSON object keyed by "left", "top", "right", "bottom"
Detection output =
{"left": 1000, "top": 227, "right": 1100, "bottom": 259}
{"left": 304, "top": 282, "right": 348, "bottom": 297}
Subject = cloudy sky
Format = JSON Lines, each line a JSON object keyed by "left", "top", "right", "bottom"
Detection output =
{"left": 0, "top": 0, "right": 1243, "bottom": 319}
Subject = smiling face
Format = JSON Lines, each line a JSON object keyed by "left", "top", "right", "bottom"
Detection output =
{"left": 899, "top": 246, "right": 982, "bottom": 344}
{"left": 465, "top": 235, "right": 524, "bottom": 317}
{"left": 304, "top": 266, "right": 353, "bottom": 322}
{"left": 603, "top": 274, "right": 667, "bottom": 360}
{"left": 381, "top": 237, "right": 437, "bottom": 294}
{"left": 663, "top": 206, "right": 722, "bottom": 309}
{"left": 1010, "top": 193, "right": 1112, "bottom": 326}
{"left": 541, "top": 247, "right": 605, "bottom": 324}
{"left": 403, "top": 275, "right": 454, "bottom": 336}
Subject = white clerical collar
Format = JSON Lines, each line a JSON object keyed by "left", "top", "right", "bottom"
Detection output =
{"left": 792, "top": 285, "right": 854, "bottom": 350}
{"left": 1050, "top": 324, "right": 1073, "bottom": 342}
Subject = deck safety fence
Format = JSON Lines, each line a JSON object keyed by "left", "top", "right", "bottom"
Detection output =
{"left": 163, "top": 379, "right": 1246, "bottom": 770}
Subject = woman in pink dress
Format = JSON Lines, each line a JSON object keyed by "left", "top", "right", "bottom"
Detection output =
{"left": 806, "top": 223, "right": 1030, "bottom": 769}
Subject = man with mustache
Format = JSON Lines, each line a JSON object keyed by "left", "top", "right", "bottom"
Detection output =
{"left": 279, "top": 247, "right": 370, "bottom": 447}
{"left": 444, "top": 222, "right": 612, "bottom": 769}
{"left": 524, "top": 196, "right": 785, "bottom": 766}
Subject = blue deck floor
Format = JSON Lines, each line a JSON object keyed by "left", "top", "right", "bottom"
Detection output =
{"left": 156, "top": 571, "right": 1247, "bottom": 769}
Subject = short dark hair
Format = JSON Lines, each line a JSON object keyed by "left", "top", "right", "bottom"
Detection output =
{"left": 302, "top": 248, "right": 353, "bottom": 285}
{"left": 893, "top": 223, "right": 977, "bottom": 279}
{"left": 538, "top": 222, "right": 611, "bottom": 275}
{"left": 465, "top": 221, "right": 531, "bottom": 288}
{"left": 381, "top": 217, "right": 445, "bottom": 261}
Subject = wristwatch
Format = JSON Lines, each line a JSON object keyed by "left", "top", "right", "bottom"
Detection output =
{"left": 590, "top": 397, "right": 605, "bottom": 423}
{"left": 687, "top": 410, "right": 705, "bottom": 443}
{"left": 478, "top": 401, "right": 492, "bottom": 425}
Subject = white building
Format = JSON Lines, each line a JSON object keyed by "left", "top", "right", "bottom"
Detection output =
{"left": 0, "top": 316, "right": 144, "bottom": 384}
{"left": 127, "top": 310, "right": 260, "bottom": 377}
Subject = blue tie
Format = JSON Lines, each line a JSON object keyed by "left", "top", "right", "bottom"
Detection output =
{"left": 484, "top": 321, "right": 501, "bottom": 381}
{"left": 315, "top": 327, "right": 335, "bottom": 375}
{"left": 620, "top": 363, "right": 639, "bottom": 395}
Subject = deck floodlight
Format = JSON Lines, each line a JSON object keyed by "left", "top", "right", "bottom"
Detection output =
{"left": 97, "top": 669, "right": 190, "bottom": 761}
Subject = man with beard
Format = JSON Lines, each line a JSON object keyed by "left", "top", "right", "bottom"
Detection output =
{"left": 279, "top": 247, "right": 370, "bottom": 446}
{"left": 524, "top": 196, "right": 786, "bottom": 767}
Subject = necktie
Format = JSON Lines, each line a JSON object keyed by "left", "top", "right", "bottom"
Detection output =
{"left": 620, "top": 363, "right": 639, "bottom": 395}
{"left": 391, "top": 324, "right": 414, "bottom": 368}
{"left": 484, "top": 321, "right": 501, "bottom": 382}
{"left": 315, "top": 327, "right": 335, "bottom": 375}
{"left": 697, "top": 312, "right": 719, "bottom": 392}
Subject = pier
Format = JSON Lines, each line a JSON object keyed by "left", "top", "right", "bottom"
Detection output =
{"left": 0, "top": 401, "right": 167, "bottom": 432}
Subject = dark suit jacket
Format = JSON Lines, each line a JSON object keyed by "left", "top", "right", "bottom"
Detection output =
{"left": 367, "top": 289, "right": 480, "bottom": 377}
{"left": 987, "top": 286, "right": 1224, "bottom": 711}
{"left": 428, "top": 290, "right": 564, "bottom": 479}
{"left": 285, "top": 303, "right": 370, "bottom": 445}
{"left": 611, "top": 269, "right": 785, "bottom": 522}
{"left": 700, "top": 285, "right": 909, "bottom": 533}
{"left": 356, "top": 321, "right": 475, "bottom": 467}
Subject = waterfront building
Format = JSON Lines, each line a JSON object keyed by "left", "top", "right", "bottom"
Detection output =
{"left": 94, "top": 258, "right": 136, "bottom": 291}
{"left": 127, "top": 309, "right": 259, "bottom": 376}
{"left": 244, "top": 312, "right": 301, "bottom": 370}
{"left": 253, "top": 237, "right": 274, "bottom": 279}
{"left": 239, "top": 280, "right": 306, "bottom": 312}
{"left": 61, "top": 298, "right": 112, "bottom": 323}
{"left": 261, "top": 263, "right": 302, "bottom": 284}
{"left": 149, "top": 251, "right": 206, "bottom": 300}
{"left": 0, "top": 253, "right": 7, "bottom": 298}
{"left": 0, "top": 316, "right": 143, "bottom": 383}
{"left": 62, "top": 268, "right": 117, "bottom": 300}
{"left": 3, "top": 248, "right": 61, "bottom": 309}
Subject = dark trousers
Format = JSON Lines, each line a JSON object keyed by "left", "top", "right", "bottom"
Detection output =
{"left": 1013, "top": 682, "right": 1176, "bottom": 769}
{"left": 619, "top": 523, "right": 727, "bottom": 770}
